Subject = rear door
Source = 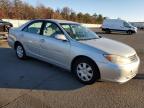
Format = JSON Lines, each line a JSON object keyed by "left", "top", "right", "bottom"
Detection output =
{"left": 21, "top": 21, "right": 43, "bottom": 57}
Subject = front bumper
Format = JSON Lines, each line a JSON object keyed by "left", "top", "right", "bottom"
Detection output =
{"left": 97, "top": 57, "right": 140, "bottom": 83}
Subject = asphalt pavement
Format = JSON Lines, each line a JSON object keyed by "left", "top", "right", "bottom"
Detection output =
{"left": 0, "top": 30, "right": 144, "bottom": 108}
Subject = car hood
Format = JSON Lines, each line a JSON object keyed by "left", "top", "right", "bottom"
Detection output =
{"left": 79, "top": 38, "right": 136, "bottom": 57}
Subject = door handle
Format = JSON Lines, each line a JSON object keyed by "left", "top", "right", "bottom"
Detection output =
{"left": 40, "top": 39, "right": 45, "bottom": 43}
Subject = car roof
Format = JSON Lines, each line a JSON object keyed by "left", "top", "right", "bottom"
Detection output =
{"left": 33, "top": 19, "right": 80, "bottom": 24}
{"left": 18, "top": 19, "right": 80, "bottom": 31}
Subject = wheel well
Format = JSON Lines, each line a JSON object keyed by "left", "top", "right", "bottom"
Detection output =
{"left": 127, "top": 30, "right": 134, "bottom": 34}
{"left": 102, "top": 28, "right": 109, "bottom": 31}
{"left": 14, "top": 41, "right": 22, "bottom": 50}
{"left": 127, "top": 30, "right": 134, "bottom": 32}
{"left": 71, "top": 55, "right": 100, "bottom": 77}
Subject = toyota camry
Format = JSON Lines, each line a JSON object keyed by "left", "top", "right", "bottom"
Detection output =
{"left": 8, "top": 19, "right": 140, "bottom": 84}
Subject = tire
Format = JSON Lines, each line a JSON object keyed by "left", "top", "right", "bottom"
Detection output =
{"left": 4, "top": 25, "right": 11, "bottom": 32}
{"left": 127, "top": 30, "right": 133, "bottom": 35}
{"left": 72, "top": 58, "right": 100, "bottom": 85}
{"left": 4, "top": 25, "right": 8, "bottom": 32}
{"left": 15, "top": 43, "right": 27, "bottom": 59}
{"left": 105, "top": 29, "right": 111, "bottom": 34}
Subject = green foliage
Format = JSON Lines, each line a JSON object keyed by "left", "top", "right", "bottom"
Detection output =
{"left": 0, "top": 0, "right": 105, "bottom": 24}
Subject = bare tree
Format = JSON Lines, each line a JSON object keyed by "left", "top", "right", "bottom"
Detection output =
{"left": 0, "top": 0, "right": 105, "bottom": 24}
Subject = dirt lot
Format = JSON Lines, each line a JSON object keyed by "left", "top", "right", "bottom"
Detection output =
{"left": 0, "top": 30, "right": 144, "bottom": 108}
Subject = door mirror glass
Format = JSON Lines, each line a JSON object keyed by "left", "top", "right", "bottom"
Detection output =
{"left": 55, "top": 34, "right": 67, "bottom": 41}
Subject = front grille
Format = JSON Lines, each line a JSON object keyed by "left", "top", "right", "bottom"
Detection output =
{"left": 129, "top": 54, "right": 138, "bottom": 62}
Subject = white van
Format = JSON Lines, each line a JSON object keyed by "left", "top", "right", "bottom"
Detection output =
{"left": 102, "top": 19, "right": 137, "bottom": 35}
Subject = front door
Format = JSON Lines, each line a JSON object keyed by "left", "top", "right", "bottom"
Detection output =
{"left": 39, "top": 21, "right": 70, "bottom": 67}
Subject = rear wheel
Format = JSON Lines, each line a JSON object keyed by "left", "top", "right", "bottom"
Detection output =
{"left": 72, "top": 58, "right": 100, "bottom": 85}
{"left": 105, "top": 29, "right": 111, "bottom": 34}
{"left": 15, "top": 44, "right": 27, "bottom": 59}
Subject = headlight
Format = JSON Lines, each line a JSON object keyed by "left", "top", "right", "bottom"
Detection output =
{"left": 104, "top": 54, "right": 131, "bottom": 65}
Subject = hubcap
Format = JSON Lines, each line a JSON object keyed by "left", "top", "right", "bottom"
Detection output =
{"left": 77, "top": 63, "right": 93, "bottom": 81}
{"left": 16, "top": 46, "right": 24, "bottom": 58}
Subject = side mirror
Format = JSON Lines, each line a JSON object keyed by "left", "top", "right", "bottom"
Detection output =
{"left": 55, "top": 34, "right": 67, "bottom": 41}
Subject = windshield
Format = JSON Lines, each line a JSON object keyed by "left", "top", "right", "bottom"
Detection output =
{"left": 60, "top": 23, "right": 100, "bottom": 40}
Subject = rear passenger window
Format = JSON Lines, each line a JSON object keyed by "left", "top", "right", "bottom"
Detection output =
{"left": 23, "top": 22, "right": 43, "bottom": 34}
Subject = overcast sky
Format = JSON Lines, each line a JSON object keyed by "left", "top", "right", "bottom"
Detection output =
{"left": 24, "top": 0, "right": 144, "bottom": 22}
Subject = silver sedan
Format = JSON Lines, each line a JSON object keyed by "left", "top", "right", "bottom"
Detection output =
{"left": 8, "top": 19, "right": 140, "bottom": 84}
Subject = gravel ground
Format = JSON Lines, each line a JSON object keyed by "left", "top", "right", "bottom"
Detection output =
{"left": 0, "top": 30, "right": 144, "bottom": 108}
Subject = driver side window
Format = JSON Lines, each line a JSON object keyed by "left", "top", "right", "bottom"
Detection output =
{"left": 123, "top": 22, "right": 131, "bottom": 28}
{"left": 43, "top": 22, "right": 63, "bottom": 37}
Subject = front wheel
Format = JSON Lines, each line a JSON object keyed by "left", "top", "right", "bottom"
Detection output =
{"left": 72, "top": 58, "right": 100, "bottom": 85}
{"left": 105, "top": 29, "right": 111, "bottom": 34}
{"left": 15, "top": 44, "right": 27, "bottom": 59}
{"left": 127, "top": 30, "right": 133, "bottom": 35}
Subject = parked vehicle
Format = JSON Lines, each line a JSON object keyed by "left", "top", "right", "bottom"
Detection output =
{"left": 8, "top": 19, "right": 140, "bottom": 84}
{"left": 0, "top": 20, "right": 13, "bottom": 32}
{"left": 102, "top": 19, "right": 137, "bottom": 35}
{"left": 131, "top": 22, "right": 144, "bottom": 30}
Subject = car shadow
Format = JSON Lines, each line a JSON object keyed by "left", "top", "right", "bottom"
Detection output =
{"left": 0, "top": 47, "right": 143, "bottom": 91}
{"left": 0, "top": 47, "right": 84, "bottom": 91}
{"left": 134, "top": 74, "right": 144, "bottom": 80}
